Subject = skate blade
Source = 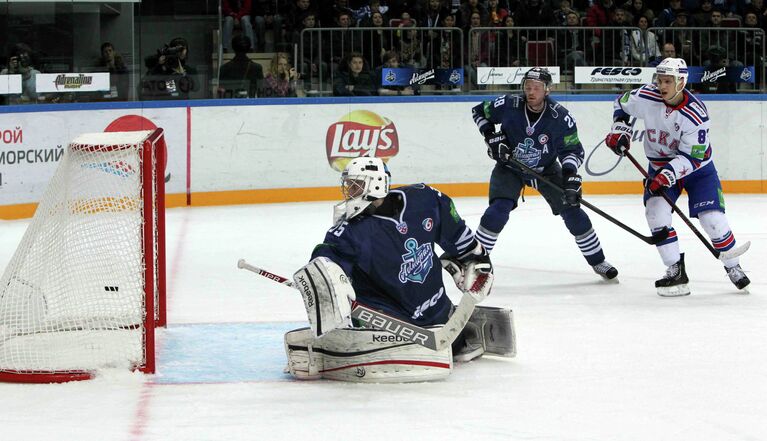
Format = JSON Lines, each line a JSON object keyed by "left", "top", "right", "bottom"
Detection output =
{"left": 599, "top": 275, "right": 620, "bottom": 284}
{"left": 657, "top": 284, "right": 691, "bottom": 297}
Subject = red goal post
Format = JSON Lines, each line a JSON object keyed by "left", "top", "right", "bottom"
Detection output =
{"left": 0, "top": 129, "right": 167, "bottom": 383}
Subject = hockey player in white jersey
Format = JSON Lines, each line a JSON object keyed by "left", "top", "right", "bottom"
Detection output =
{"left": 604, "top": 57, "right": 750, "bottom": 296}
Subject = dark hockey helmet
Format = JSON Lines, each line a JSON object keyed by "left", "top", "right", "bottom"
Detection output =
{"left": 521, "top": 67, "right": 552, "bottom": 88}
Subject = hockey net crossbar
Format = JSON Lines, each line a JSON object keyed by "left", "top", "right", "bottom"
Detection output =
{"left": 0, "top": 129, "right": 167, "bottom": 383}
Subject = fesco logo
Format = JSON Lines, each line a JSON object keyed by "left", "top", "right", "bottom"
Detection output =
{"left": 590, "top": 67, "right": 643, "bottom": 76}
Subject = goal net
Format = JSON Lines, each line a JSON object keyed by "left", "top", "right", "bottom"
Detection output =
{"left": 0, "top": 129, "right": 167, "bottom": 383}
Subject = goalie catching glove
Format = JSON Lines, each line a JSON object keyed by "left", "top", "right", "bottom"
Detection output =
{"left": 440, "top": 242, "right": 494, "bottom": 303}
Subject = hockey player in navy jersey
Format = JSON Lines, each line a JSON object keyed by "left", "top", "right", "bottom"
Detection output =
{"left": 604, "top": 57, "right": 750, "bottom": 296}
{"left": 282, "top": 157, "right": 512, "bottom": 382}
{"left": 471, "top": 67, "right": 618, "bottom": 281}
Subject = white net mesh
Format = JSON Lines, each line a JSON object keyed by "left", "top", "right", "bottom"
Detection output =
{"left": 0, "top": 130, "right": 161, "bottom": 376}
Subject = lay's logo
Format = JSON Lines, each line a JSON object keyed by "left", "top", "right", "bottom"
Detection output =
{"left": 325, "top": 110, "right": 399, "bottom": 171}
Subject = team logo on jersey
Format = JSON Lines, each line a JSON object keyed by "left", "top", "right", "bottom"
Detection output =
{"left": 422, "top": 218, "right": 433, "bottom": 231}
{"left": 538, "top": 134, "right": 549, "bottom": 145}
{"left": 398, "top": 238, "right": 433, "bottom": 284}
{"left": 525, "top": 126, "right": 535, "bottom": 136}
{"left": 514, "top": 138, "right": 542, "bottom": 167}
{"left": 396, "top": 222, "right": 408, "bottom": 234}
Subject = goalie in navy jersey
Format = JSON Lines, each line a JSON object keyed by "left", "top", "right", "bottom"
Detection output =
{"left": 282, "top": 157, "right": 504, "bottom": 382}
{"left": 471, "top": 67, "right": 618, "bottom": 280}
{"left": 604, "top": 58, "right": 750, "bottom": 296}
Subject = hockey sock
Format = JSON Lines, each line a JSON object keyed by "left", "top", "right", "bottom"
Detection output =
{"left": 476, "top": 226, "right": 500, "bottom": 253}
{"left": 646, "top": 197, "right": 680, "bottom": 266}
{"left": 698, "top": 210, "right": 739, "bottom": 267}
{"left": 478, "top": 198, "right": 515, "bottom": 253}
{"left": 561, "top": 207, "right": 605, "bottom": 266}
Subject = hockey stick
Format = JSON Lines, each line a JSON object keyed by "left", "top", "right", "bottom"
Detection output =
{"left": 503, "top": 156, "right": 669, "bottom": 245}
{"left": 237, "top": 259, "right": 475, "bottom": 351}
{"left": 623, "top": 151, "right": 750, "bottom": 261}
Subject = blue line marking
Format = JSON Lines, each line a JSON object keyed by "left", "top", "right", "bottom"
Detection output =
{"left": 154, "top": 322, "right": 305, "bottom": 384}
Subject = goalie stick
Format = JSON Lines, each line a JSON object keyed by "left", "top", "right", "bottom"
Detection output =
{"left": 237, "top": 259, "right": 476, "bottom": 351}
{"left": 503, "top": 156, "right": 669, "bottom": 245}
{"left": 623, "top": 151, "right": 750, "bottom": 261}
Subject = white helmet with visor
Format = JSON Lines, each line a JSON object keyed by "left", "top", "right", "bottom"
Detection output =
{"left": 333, "top": 157, "right": 391, "bottom": 223}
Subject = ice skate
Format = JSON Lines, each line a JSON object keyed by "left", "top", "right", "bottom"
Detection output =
{"left": 725, "top": 264, "right": 750, "bottom": 291}
{"left": 592, "top": 260, "right": 619, "bottom": 281}
{"left": 656, "top": 253, "right": 690, "bottom": 297}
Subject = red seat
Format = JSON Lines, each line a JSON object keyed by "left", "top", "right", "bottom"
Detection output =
{"left": 526, "top": 41, "right": 556, "bottom": 67}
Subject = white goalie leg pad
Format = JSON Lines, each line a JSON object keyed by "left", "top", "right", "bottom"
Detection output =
{"left": 284, "top": 327, "right": 323, "bottom": 380}
{"left": 293, "top": 257, "right": 356, "bottom": 337}
{"left": 284, "top": 327, "right": 453, "bottom": 383}
{"left": 467, "top": 306, "right": 517, "bottom": 358}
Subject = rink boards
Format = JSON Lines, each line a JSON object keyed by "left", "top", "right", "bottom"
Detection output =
{"left": 0, "top": 95, "right": 765, "bottom": 218}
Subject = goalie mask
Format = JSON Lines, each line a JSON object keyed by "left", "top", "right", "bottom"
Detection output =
{"left": 334, "top": 157, "right": 391, "bottom": 223}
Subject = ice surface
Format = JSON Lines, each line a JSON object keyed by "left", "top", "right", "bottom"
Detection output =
{"left": 1, "top": 195, "right": 765, "bottom": 441}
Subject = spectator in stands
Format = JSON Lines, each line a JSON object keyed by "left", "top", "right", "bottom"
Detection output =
{"left": 586, "top": 0, "right": 616, "bottom": 28}
{"left": 420, "top": 0, "right": 450, "bottom": 28}
{"left": 487, "top": 0, "right": 510, "bottom": 26}
{"left": 253, "top": 0, "right": 285, "bottom": 52}
{"left": 333, "top": 51, "right": 375, "bottom": 96}
{"left": 554, "top": 0, "right": 578, "bottom": 26}
{"left": 287, "top": 0, "right": 317, "bottom": 43}
{"left": 557, "top": 11, "right": 589, "bottom": 69}
{"left": 436, "top": 13, "right": 462, "bottom": 68}
{"left": 0, "top": 43, "right": 40, "bottom": 104}
{"left": 363, "top": 11, "right": 392, "bottom": 70}
{"left": 420, "top": 0, "right": 449, "bottom": 68}
{"left": 647, "top": 41, "right": 675, "bottom": 64}
{"left": 388, "top": 0, "right": 422, "bottom": 22}
{"left": 331, "top": 11, "right": 364, "bottom": 69}
{"left": 664, "top": 10, "right": 698, "bottom": 64}
{"left": 693, "top": 0, "right": 715, "bottom": 26}
{"left": 630, "top": 15, "right": 662, "bottom": 64}
{"left": 740, "top": 12, "right": 764, "bottom": 67}
{"left": 515, "top": 0, "right": 556, "bottom": 26}
{"left": 296, "top": 12, "right": 329, "bottom": 86}
{"left": 604, "top": 8, "right": 632, "bottom": 65}
{"left": 142, "top": 37, "right": 198, "bottom": 100}
{"left": 357, "top": 0, "right": 390, "bottom": 26}
{"left": 262, "top": 52, "right": 299, "bottom": 97}
{"left": 461, "top": 0, "right": 489, "bottom": 28}
{"left": 219, "top": 35, "right": 264, "bottom": 98}
{"left": 322, "top": 0, "right": 355, "bottom": 28}
{"left": 746, "top": 0, "right": 767, "bottom": 26}
{"left": 701, "top": 10, "right": 738, "bottom": 52}
{"left": 656, "top": 0, "right": 682, "bottom": 26}
{"left": 376, "top": 50, "right": 417, "bottom": 95}
{"left": 465, "top": 11, "right": 487, "bottom": 90}
{"left": 397, "top": 18, "right": 427, "bottom": 68}
{"left": 222, "top": 0, "right": 255, "bottom": 53}
{"left": 97, "top": 42, "right": 129, "bottom": 99}
{"left": 627, "top": 0, "right": 656, "bottom": 24}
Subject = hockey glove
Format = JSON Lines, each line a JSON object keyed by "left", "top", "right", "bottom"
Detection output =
{"left": 562, "top": 169, "right": 583, "bottom": 208}
{"left": 646, "top": 168, "right": 676, "bottom": 195}
{"left": 440, "top": 243, "right": 494, "bottom": 303}
{"left": 605, "top": 121, "right": 632, "bottom": 156}
{"left": 485, "top": 131, "right": 512, "bottom": 163}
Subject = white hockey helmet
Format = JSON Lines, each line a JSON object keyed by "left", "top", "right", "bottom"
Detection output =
{"left": 655, "top": 57, "right": 689, "bottom": 99}
{"left": 334, "top": 157, "right": 391, "bottom": 222}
